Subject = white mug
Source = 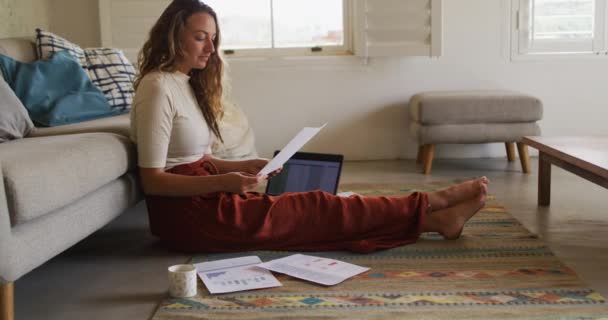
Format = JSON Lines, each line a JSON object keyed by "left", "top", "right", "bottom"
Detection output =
{"left": 168, "top": 264, "right": 197, "bottom": 298}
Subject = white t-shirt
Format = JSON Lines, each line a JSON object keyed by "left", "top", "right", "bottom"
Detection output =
{"left": 130, "top": 71, "right": 213, "bottom": 169}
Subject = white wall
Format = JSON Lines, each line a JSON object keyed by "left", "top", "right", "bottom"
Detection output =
{"left": 7, "top": 0, "right": 608, "bottom": 160}
{"left": 48, "top": 0, "right": 100, "bottom": 47}
{"left": 228, "top": 0, "right": 608, "bottom": 159}
{"left": 0, "top": 0, "right": 97, "bottom": 46}
{"left": 0, "top": 0, "right": 51, "bottom": 38}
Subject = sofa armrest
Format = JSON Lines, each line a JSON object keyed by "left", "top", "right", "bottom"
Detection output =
{"left": 0, "top": 159, "right": 10, "bottom": 232}
{"left": 0, "top": 37, "right": 37, "bottom": 63}
{"left": 0, "top": 160, "right": 13, "bottom": 283}
{"left": 0, "top": 136, "right": 142, "bottom": 284}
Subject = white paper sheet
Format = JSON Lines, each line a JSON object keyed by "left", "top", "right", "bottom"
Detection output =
{"left": 195, "top": 256, "right": 282, "bottom": 294}
{"left": 257, "top": 123, "right": 327, "bottom": 177}
{"left": 337, "top": 191, "right": 357, "bottom": 197}
{"left": 257, "top": 254, "right": 369, "bottom": 286}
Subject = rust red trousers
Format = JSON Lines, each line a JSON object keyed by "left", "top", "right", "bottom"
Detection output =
{"left": 144, "top": 158, "right": 429, "bottom": 253}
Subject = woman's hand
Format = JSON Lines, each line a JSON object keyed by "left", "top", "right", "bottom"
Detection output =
{"left": 267, "top": 167, "right": 282, "bottom": 179}
{"left": 241, "top": 158, "right": 269, "bottom": 176}
{"left": 221, "top": 172, "right": 264, "bottom": 194}
{"left": 241, "top": 159, "right": 283, "bottom": 179}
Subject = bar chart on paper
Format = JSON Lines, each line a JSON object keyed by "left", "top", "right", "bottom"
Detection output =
{"left": 195, "top": 256, "right": 282, "bottom": 294}
{"left": 258, "top": 254, "right": 369, "bottom": 286}
{"left": 205, "top": 270, "right": 274, "bottom": 289}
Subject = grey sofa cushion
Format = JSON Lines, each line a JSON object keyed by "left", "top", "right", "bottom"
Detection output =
{"left": 0, "top": 132, "right": 136, "bottom": 225}
{"left": 0, "top": 174, "right": 141, "bottom": 282}
{"left": 410, "top": 122, "right": 541, "bottom": 144}
{"left": 28, "top": 114, "right": 130, "bottom": 138}
{"left": 409, "top": 91, "right": 543, "bottom": 125}
{"left": 0, "top": 78, "right": 34, "bottom": 142}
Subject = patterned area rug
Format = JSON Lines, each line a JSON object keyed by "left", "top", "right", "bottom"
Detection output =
{"left": 152, "top": 181, "right": 608, "bottom": 319}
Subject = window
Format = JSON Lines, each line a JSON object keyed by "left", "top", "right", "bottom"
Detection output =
{"left": 205, "top": 0, "right": 350, "bottom": 56}
{"left": 512, "top": 0, "right": 608, "bottom": 57}
{"left": 98, "top": 0, "right": 442, "bottom": 61}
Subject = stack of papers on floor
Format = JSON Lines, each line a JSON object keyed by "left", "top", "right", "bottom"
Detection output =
{"left": 195, "top": 254, "right": 369, "bottom": 294}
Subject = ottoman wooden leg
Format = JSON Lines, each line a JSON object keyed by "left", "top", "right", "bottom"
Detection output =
{"left": 505, "top": 142, "right": 516, "bottom": 162}
{"left": 517, "top": 142, "right": 530, "bottom": 174}
{"left": 422, "top": 144, "right": 435, "bottom": 175}
{"left": 1, "top": 282, "right": 14, "bottom": 320}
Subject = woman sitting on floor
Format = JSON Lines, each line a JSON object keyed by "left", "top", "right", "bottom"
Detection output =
{"left": 129, "top": 0, "right": 489, "bottom": 253}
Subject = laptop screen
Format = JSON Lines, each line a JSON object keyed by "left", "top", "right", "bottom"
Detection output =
{"left": 265, "top": 152, "right": 343, "bottom": 196}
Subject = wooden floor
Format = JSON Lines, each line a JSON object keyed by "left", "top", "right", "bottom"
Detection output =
{"left": 13, "top": 158, "right": 608, "bottom": 320}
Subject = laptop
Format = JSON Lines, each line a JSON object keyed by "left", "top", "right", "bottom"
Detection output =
{"left": 265, "top": 151, "right": 344, "bottom": 196}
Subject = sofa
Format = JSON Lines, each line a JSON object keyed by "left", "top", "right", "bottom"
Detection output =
{"left": 0, "top": 38, "right": 142, "bottom": 320}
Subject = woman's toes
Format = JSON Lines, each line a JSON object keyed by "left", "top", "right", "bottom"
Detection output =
{"left": 480, "top": 183, "right": 488, "bottom": 198}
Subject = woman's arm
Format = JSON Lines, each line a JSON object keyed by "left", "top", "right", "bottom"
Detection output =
{"left": 204, "top": 155, "right": 269, "bottom": 175}
{"left": 203, "top": 155, "right": 245, "bottom": 174}
{"left": 139, "top": 167, "right": 263, "bottom": 197}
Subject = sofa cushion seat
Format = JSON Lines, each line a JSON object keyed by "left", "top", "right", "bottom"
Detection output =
{"left": 27, "top": 114, "right": 130, "bottom": 138}
{"left": 0, "top": 132, "right": 136, "bottom": 225}
{"left": 409, "top": 90, "right": 543, "bottom": 125}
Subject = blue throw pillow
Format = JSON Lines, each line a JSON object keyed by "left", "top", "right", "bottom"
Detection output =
{"left": 0, "top": 50, "right": 124, "bottom": 127}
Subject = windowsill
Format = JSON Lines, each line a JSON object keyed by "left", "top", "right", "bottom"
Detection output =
{"left": 224, "top": 53, "right": 371, "bottom": 70}
{"left": 511, "top": 51, "right": 608, "bottom": 62}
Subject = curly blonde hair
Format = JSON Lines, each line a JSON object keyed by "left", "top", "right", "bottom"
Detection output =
{"left": 134, "top": 0, "right": 224, "bottom": 142}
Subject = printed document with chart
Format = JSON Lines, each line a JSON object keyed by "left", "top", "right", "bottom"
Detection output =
{"left": 195, "top": 256, "right": 282, "bottom": 294}
{"left": 258, "top": 254, "right": 369, "bottom": 286}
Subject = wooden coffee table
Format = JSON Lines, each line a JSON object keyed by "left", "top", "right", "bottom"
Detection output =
{"left": 522, "top": 136, "right": 608, "bottom": 206}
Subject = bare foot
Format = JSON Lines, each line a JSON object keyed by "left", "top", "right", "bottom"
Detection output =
{"left": 427, "top": 177, "right": 489, "bottom": 211}
{"left": 424, "top": 183, "right": 487, "bottom": 240}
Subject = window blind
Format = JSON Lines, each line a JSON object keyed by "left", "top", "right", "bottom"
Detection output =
{"left": 353, "top": 0, "right": 442, "bottom": 57}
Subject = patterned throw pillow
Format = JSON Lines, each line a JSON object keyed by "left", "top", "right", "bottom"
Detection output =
{"left": 35, "top": 29, "right": 135, "bottom": 112}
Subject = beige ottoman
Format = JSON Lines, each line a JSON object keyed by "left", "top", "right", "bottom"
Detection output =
{"left": 409, "top": 91, "right": 543, "bottom": 174}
